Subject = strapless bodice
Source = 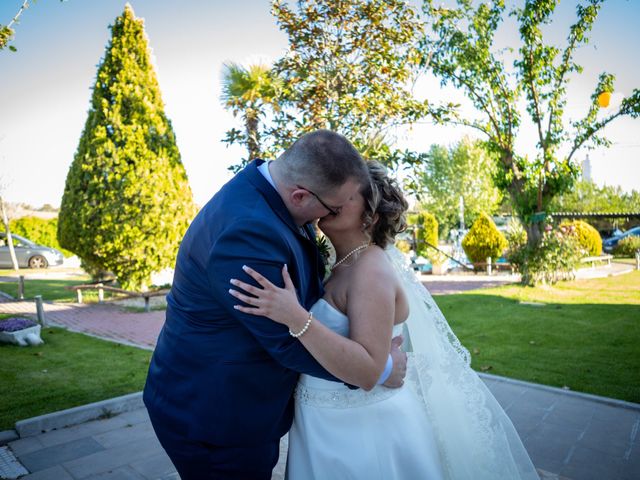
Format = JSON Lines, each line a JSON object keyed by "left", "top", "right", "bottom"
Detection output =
{"left": 296, "top": 299, "right": 403, "bottom": 407}
{"left": 308, "top": 298, "right": 404, "bottom": 339}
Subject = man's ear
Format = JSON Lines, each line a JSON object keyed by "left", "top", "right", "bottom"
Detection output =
{"left": 290, "top": 188, "right": 308, "bottom": 207}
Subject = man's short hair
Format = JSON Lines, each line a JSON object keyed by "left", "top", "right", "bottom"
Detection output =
{"left": 278, "top": 130, "right": 368, "bottom": 195}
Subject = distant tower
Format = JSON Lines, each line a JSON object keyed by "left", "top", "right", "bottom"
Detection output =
{"left": 581, "top": 154, "right": 592, "bottom": 182}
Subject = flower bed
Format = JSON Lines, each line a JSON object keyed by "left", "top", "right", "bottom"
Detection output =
{"left": 0, "top": 317, "right": 43, "bottom": 346}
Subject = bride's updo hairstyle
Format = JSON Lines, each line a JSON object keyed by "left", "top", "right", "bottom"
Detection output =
{"left": 361, "top": 161, "right": 408, "bottom": 249}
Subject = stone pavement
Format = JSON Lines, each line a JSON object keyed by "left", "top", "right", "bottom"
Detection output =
{"left": 2, "top": 374, "right": 639, "bottom": 479}
{"left": 1, "top": 262, "right": 638, "bottom": 479}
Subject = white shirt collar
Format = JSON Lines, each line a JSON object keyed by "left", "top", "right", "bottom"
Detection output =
{"left": 257, "top": 160, "right": 276, "bottom": 190}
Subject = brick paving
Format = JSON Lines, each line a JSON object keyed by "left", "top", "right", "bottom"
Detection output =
{"left": 0, "top": 299, "right": 163, "bottom": 350}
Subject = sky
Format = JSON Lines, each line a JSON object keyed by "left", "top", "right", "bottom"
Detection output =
{"left": 0, "top": 0, "right": 638, "bottom": 209}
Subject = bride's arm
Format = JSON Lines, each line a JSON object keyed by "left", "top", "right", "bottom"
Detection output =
{"left": 229, "top": 259, "right": 396, "bottom": 391}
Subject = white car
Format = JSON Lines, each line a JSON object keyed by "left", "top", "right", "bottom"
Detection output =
{"left": 0, "top": 232, "right": 64, "bottom": 268}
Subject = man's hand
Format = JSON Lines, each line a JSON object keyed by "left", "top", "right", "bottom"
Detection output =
{"left": 383, "top": 335, "right": 407, "bottom": 388}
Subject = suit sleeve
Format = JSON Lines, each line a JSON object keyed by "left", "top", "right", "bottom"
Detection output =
{"left": 206, "top": 218, "right": 341, "bottom": 382}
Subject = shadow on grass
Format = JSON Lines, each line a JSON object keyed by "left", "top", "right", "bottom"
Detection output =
{"left": 433, "top": 293, "right": 640, "bottom": 403}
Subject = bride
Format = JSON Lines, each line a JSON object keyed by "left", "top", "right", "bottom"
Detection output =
{"left": 229, "top": 161, "right": 539, "bottom": 479}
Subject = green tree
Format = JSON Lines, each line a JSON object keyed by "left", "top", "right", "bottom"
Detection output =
{"left": 58, "top": 4, "right": 196, "bottom": 290}
{"left": 550, "top": 180, "right": 640, "bottom": 233}
{"left": 421, "top": 0, "right": 640, "bottom": 272}
{"left": 550, "top": 180, "right": 640, "bottom": 214}
{"left": 221, "top": 62, "right": 283, "bottom": 169}
{"left": 1, "top": 1, "right": 65, "bottom": 52}
{"left": 418, "top": 137, "right": 503, "bottom": 236}
{"left": 223, "top": 0, "right": 451, "bottom": 173}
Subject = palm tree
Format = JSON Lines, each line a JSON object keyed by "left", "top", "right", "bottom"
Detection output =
{"left": 221, "top": 62, "right": 283, "bottom": 161}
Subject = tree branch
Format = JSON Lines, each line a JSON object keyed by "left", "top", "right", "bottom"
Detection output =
{"left": 568, "top": 110, "right": 623, "bottom": 162}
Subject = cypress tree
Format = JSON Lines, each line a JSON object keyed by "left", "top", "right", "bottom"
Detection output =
{"left": 59, "top": 4, "right": 196, "bottom": 290}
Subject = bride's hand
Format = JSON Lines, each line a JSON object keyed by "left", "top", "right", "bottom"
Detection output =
{"left": 229, "top": 264, "right": 306, "bottom": 327}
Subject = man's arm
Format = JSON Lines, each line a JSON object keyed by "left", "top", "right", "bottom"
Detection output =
{"left": 207, "top": 219, "right": 341, "bottom": 380}
{"left": 211, "top": 218, "right": 407, "bottom": 386}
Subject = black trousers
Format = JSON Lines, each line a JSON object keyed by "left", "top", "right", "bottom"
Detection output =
{"left": 148, "top": 411, "right": 280, "bottom": 480}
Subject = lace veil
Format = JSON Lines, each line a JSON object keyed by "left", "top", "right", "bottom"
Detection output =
{"left": 385, "top": 246, "right": 540, "bottom": 480}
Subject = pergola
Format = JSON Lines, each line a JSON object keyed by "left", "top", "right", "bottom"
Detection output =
{"left": 549, "top": 212, "right": 640, "bottom": 220}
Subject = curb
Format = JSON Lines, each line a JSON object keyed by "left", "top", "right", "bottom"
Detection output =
{"left": 0, "top": 290, "right": 15, "bottom": 302}
{"left": 14, "top": 391, "right": 144, "bottom": 438}
{"left": 0, "top": 429, "right": 18, "bottom": 446}
{"left": 11, "top": 374, "right": 640, "bottom": 440}
{"left": 479, "top": 372, "right": 640, "bottom": 411}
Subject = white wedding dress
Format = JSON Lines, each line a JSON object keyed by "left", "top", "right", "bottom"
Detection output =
{"left": 286, "top": 247, "right": 540, "bottom": 480}
{"left": 287, "top": 298, "right": 445, "bottom": 479}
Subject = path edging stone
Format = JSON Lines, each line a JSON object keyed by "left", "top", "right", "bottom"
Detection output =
{"left": 479, "top": 372, "right": 640, "bottom": 411}
{"left": 14, "top": 391, "right": 143, "bottom": 438}
{"left": 0, "top": 429, "right": 18, "bottom": 446}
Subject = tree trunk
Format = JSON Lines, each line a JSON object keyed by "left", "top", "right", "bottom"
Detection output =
{"left": 0, "top": 196, "right": 20, "bottom": 272}
{"left": 524, "top": 221, "right": 542, "bottom": 250}
{"left": 245, "top": 110, "right": 260, "bottom": 161}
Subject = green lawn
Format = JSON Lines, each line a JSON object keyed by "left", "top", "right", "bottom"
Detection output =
{"left": 614, "top": 257, "right": 638, "bottom": 266}
{"left": 433, "top": 271, "right": 640, "bottom": 403}
{"left": 1, "top": 270, "right": 637, "bottom": 429}
{"left": 0, "top": 323, "right": 151, "bottom": 430}
{"left": 0, "top": 277, "right": 120, "bottom": 303}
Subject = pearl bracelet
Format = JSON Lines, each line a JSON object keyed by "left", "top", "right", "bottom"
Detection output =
{"left": 289, "top": 311, "right": 313, "bottom": 338}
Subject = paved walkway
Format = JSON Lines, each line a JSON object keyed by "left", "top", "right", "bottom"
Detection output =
{"left": 1, "top": 262, "right": 638, "bottom": 479}
{"left": 3, "top": 375, "right": 639, "bottom": 480}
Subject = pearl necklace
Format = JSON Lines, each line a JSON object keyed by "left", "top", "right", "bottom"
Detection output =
{"left": 331, "top": 243, "right": 369, "bottom": 271}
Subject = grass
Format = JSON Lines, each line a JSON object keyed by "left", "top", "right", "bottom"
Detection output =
{"left": 433, "top": 271, "right": 640, "bottom": 403}
{"left": 0, "top": 277, "right": 120, "bottom": 303}
{"left": 1, "top": 268, "right": 637, "bottom": 428}
{"left": 613, "top": 257, "right": 638, "bottom": 266}
{"left": 0, "top": 321, "right": 151, "bottom": 430}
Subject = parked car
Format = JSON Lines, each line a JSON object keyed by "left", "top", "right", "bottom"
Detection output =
{"left": 0, "top": 232, "right": 64, "bottom": 268}
{"left": 602, "top": 226, "right": 640, "bottom": 253}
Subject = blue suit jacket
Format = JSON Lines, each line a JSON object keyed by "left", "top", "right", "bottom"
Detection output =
{"left": 143, "top": 160, "right": 338, "bottom": 446}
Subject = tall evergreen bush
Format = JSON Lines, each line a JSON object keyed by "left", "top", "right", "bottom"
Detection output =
{"left": 58, "top": 5, "right": 196, "bottom": 290}
{"left": 462, "top": 213, "right": 507, "bottom": 265}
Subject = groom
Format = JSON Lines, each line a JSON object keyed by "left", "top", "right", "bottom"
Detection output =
{"left": 144, "top": 130, "right": 407, "bottom": 480}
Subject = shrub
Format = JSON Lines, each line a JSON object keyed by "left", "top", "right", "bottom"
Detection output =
{"left": 509, "top": 223, "right": 584, "bottom": 285}
{"left": 561, "top": 220, "right": 602, "bottom": 256}
{"left": 407, "top": 212, "right": 437, "bottom": 254}
{"left": 395, "top": 239, "right": 412, "bottom": 254}
{"left": 462, "top": 213, "right": 507, "bottom": 264}
{"left": 504, "top": 218, "right": 527, "bottom": 252}
{"left": 407, "top": 212, "right": 438, "bottom": 259}
{"left": 614, "top": 236, "right": 640, "bottom": 257}
{"left": 9, "top": 217, "right": 72, "bottom": 257}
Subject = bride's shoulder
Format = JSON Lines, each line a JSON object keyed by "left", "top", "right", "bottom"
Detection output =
{"left": 355, "top": 245, "right": 396, "bottom": 280}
